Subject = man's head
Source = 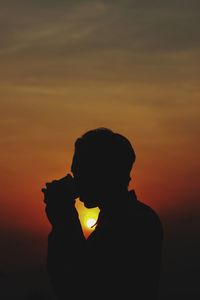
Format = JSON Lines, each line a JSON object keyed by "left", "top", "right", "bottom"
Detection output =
{"left": 71, "top": 128, "right": 136, "bottom": 208}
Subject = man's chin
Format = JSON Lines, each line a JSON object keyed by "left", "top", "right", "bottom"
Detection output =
{"left": 79, "top": 195, "right": 98, "bottom": 208}
{"left": 84, "top": 202, "right": 98, "bottom": 208}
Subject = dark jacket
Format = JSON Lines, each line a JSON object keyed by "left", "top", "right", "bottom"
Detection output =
{"left": 47, "top": 190, "right": 163, "bottom": 300}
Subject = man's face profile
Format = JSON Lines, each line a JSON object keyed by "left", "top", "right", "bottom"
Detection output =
{"left": 71, "top": 153, "right": 103, "bottom": 208}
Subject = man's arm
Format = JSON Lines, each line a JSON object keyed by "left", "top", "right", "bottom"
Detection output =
{"left": 42, "top": 174, "right": 86, "bottom": 299}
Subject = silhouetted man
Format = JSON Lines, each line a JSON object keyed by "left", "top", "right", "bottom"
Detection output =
{"left": 42, "top": 128, "right": 163, "bottom": 300}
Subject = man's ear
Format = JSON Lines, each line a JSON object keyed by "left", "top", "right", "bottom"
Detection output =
{"left": 122, "top": 175, "right": 131, "bottom": 189}
{"left": 111, "top": 173, "right": 131, "bottom": 188}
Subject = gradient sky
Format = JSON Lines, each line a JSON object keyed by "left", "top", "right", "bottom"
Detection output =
{"left": 0, "top": 2, "right": 200, "bottom": 295}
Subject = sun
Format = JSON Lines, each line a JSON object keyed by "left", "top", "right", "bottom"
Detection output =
{"left": 86, "top": 218, "right": 97, "bottom": 229}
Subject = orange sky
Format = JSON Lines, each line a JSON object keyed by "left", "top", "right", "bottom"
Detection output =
{"left": 0, "top": 1, "right": 200, "bottom": 269}
{"left": 0, "top": 91, "right": 199, "bottom": 239}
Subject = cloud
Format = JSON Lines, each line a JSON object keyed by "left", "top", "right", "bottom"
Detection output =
{"left": 0, "top": 0, "right": 200, "bottom": 58}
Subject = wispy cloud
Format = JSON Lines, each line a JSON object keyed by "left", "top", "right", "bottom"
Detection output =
{"left": 1, "top": 1, "right": 200, "bottom": 57}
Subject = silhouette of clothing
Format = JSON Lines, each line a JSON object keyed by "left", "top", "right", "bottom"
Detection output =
{"left": 47, "top": 190, "right": 163, "bottom": 300}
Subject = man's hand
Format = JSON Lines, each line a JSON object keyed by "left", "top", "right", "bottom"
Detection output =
{"left": 42, "top": 174, "right": 79, "bottom": 228}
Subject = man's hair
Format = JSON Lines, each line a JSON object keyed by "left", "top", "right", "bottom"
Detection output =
{"left": 73, "top": 128, "right": 136, "bottom": 184}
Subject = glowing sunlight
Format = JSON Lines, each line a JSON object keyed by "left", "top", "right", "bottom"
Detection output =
{"left": 86, "top": 218, "right": 97, "bottom": 228}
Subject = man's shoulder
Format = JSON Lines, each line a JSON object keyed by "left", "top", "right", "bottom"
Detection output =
{"left": 136, "top": 199, "right": 160, "bottom": 218}
{"left": 128, "top": 191, "right": 161, "bottom": 225}
{"left": 131, "top": 199, "right": 163, "bottom": 234}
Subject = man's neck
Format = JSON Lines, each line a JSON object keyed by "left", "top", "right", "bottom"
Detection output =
{"left": 98, "top": 188, "right": 130, "bottom": 213}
